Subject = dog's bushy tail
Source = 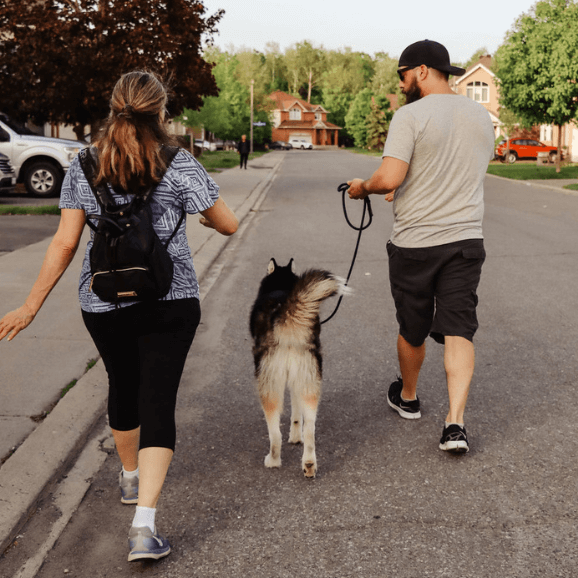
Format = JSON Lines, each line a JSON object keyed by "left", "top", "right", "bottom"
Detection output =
{"left": 280, "top": 270, "right": 351, "bottom": 327}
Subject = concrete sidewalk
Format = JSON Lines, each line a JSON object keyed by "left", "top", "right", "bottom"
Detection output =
{"left": 0, "top": 152, "right": 285, "bottom": 555}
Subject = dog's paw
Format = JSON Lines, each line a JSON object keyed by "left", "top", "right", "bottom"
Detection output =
{"left": 264, "top": 453, "right": 281, "bottom": 468}
{"left": 288, "top": 428, "right": 303, "bottom": 444}
{"left": 303, "top": 460, "right": 317, "bottom": 478}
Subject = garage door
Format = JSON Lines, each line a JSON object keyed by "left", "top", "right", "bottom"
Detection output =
{"left": 290, "top": 134, "right": 312, "bottom": 143}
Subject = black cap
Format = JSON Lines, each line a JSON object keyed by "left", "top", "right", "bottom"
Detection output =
{"left": 398, "top": 40, "right": 465, "bottom": 77}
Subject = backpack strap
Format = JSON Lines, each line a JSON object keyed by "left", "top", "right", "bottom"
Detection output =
{"left": 78, "top": 147, "right": 116, "bottom": 211}
{"left": 79, "top": 145, "right": 185, "bottom": 242}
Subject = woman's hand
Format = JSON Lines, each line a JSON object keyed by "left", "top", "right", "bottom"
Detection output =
{"left": 0, "top": 305, "right": 36, "bottom": 342}
{"left": 199, "top": 216, "right": 214, "bottom": 229}
{"left": 199, "top": 198, "right": 238, "bottom": 236}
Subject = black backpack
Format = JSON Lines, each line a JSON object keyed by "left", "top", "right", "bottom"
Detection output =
{"left": 79, "top": 146, "right": 184, "bottom": 304}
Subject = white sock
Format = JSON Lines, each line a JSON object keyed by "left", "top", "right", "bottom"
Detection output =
{"left": 445, "top": 422, "right": 465, "bottom": 428}
{"left": 132, "top": 506, "right": 156, "bottom": 533}
{"left": 122, "top": 466, "right": 139, "bottom": 479}
{"left": 401, "top": 394, "right": 416, "bottom": 402}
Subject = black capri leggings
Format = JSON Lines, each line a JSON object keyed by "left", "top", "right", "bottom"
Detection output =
{"left": 82, "top": 298, "right": 200, "bottom": 451}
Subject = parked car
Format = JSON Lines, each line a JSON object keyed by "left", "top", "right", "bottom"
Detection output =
{"left": 194, "top": 139, "right": 217, "bottom": 152}
{"left": 270, "top": 141, "right": 292, "bottom": 150}
{"left": 0, "top": 152, "right": 17, "bottom": 193}
{"left": 495, "top": 138, "right": 560, "bottom": 164}
{"left": 288, "top": 138, "right": 313, "bottom": 150}
{"left": 0, "top": 113, "right": 85, "bottom": 197}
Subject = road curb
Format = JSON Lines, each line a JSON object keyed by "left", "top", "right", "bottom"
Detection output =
{"left": 0, "top": 156, "right": 284, "bottom": 557}
{"left": 486, "top": 173, "right": 578, "bottom": 197}
{"left": 0, "top": 362, "right": 108, "bottom": 555}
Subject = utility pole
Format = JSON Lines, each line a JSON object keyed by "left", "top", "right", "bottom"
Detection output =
{"left": 250, "top": 79, "right": 254, "bottom": 154}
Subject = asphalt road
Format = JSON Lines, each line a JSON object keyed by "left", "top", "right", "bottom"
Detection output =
{"left": 2, "top": 150, "right": 578, "bottom": 577}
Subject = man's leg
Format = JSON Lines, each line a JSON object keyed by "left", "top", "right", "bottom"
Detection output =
{"left": 397, "top": 333, "right": 425, "bottom": 400}
{"left": 444, "top": 335, "right": 475, "bottom": 424}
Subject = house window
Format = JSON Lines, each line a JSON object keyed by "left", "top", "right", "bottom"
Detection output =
{"left": 315, "top": 112, "right": 322, "bottom": 121}
{"left": 466, "top": 81, "right": 489, "bottom": 103}
{"left": 289, "top": 107, "right": 301, "bottom": 120}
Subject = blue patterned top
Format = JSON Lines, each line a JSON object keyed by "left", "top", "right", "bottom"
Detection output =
{"left": 59, "top": 148, "right": 219, "bottom": 313}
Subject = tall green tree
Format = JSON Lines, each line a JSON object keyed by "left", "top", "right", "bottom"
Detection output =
{"left": 371, "top": 53, "right": 399, "bottom": 97}
{"left": 345, "top": 89, "right": 390, "bottom": 148}
{"left": 263, "top": 42, "right": 288, "bottom": 92}
{"left": 365, "top": 96, "right": 393, "bottom": 150}
{"left": 0, "top": 0, "right": 222, "bottom": 139}
{"left": 180, "top": 51, "right": 271, "bottom": 145}
{"left": 320, "top": 49, "right": 374, "bottom": 143}
{"left": 284, "top": 41, "right": 326, "bottom": 101}
{"left": 495, "top": 0, "right": 578, "bottom": 171}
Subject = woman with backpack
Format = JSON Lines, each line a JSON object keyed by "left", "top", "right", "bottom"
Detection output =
{"left": 0, "top": 71, "right": 238, "bottom": 562}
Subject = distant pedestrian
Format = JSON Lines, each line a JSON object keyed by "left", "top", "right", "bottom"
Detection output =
{"left": 347, "top": 40, "right": 494, "bottom": 453}
{"left": 0, "top": 70, "right": 238, "bottom": 562}
{"left": 237, "top": 134, "right": 250, "bottom": 169}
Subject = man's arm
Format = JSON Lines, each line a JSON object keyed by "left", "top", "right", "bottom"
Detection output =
{"left": 347, "top": 156, "right": 409, "bottom": 202}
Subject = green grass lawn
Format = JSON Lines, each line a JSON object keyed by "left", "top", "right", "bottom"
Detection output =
{"left": 486, "top": 162, "right": 578, "bottom": 180}
{"left": 347, "top": 147, "right": 383, "bottom": 157}
{"left": 196, "top": 149, "right": 268, "bottom": 172}
{"left": 0, "top": 204, "right": 61, "bottom": 215}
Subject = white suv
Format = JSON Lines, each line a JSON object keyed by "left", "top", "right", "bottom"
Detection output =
{"left": 0, "top": 113, "right": 84, "bottom": 197}
{"left": 288, "top": 138, "right": 313, "bottom": 150}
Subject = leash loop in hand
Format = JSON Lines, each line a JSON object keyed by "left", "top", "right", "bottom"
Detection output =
{"left": 321, "top": 183, "right": 373, "bottom": 325}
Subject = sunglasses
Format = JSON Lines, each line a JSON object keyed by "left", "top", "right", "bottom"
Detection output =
{"left": 397, "top": 66, "right": 419, "bottom": 81}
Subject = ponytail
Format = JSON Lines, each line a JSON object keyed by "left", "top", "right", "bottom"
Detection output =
{"left": 93, "top": 71, "right": 178, "bottom": 192}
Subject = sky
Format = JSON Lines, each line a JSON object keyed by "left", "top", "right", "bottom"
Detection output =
{"left": 201, "top": 0, "right": 538, "bottom": 64}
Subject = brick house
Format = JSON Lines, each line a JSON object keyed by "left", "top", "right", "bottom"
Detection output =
{"left": 269, "top": 91, "right": 341, "bottom": 147}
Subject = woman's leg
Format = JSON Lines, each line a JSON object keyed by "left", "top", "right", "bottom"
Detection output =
{"left": 112, "top": 427, "right": 140, "bottom": 471}
{"left": 134, "top": 298, "right": 201, "bottom": 509}
{"left": 137, "top": 447, "right": 174, "bottom": 508}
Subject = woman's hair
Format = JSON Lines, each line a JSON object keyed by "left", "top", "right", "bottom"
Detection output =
{"left": 93, "top": 71, "right": 178, "bottom": 192}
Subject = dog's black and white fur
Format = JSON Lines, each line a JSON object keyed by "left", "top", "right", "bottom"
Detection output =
{"left": 249, "top": 258, "right": 349, "bottom": 477}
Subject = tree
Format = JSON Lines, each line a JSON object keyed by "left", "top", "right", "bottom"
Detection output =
{"left": 345, "top": 89, "right": 390, "bottom": 148}
{"left": 365, "top": 96, "right": 393, "bottom": 150}
{"left": 179, "top": 51, "right": 271, "bottom": 145}
{"left": 284, "top": 41, "right": 326, "bottom": 102}
{"left": 320, "top": 49, "right": 374, "bottom": 144}
{"left": 0, "top": 0, "right": 222, "bottom": 139}
{"left": 263, "top": 42, "right": 288, "bottom": 92}
{"left": 371, "top": 53, "right": 400, "bottom": 97}
{"left": 495, "top": 0, "right": 578, "bottom": 172}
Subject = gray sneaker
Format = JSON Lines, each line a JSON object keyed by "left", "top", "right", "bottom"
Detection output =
{"left": 128, "top": 526, "right": 171, "bottom": 562}
{"left": 119, "top": 470, "right": 138, "bottom": 505}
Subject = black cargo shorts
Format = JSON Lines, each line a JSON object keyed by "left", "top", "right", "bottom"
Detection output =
{"left": 386, "top": 239, "right": 486, "bottom": 347}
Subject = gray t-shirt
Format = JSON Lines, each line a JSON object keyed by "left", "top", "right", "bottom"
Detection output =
{"left": 382, "top": 94, "right": 495, "bottom": 248}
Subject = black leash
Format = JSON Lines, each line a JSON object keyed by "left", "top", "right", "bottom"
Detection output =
{"left": 321, "top": 183, "right": 373, "bottom": 324}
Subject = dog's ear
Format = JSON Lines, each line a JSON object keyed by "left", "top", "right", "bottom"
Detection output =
{"left": 267, "top": 258, "right": 277, "bottom": 275}
{"left": 289, "top": 258, "right": 296, "bottom": 274}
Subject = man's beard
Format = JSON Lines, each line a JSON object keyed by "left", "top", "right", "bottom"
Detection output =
{"left": 403, "top": 76, "right": 423, "bottom": 104}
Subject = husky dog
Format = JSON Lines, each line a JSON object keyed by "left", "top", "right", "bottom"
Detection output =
{"left": 249, "top": 258, "right": 349, "bottom": 478}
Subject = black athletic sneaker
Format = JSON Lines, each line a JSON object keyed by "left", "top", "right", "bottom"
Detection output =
{"left": 439, "top": 424, "right": 469, "bottom": 453}
{"left": 387, "top": 377, "right": 421, "bottom": 419}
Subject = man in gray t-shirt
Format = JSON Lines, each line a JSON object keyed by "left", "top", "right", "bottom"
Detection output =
{"left": 347, "top": 40, "right": 494, "bottom": 454}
